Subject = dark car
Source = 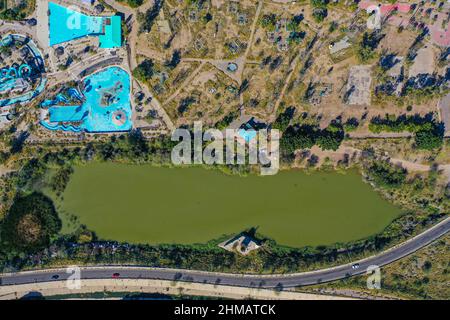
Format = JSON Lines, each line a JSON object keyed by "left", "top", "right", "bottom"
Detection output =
{"left": 51, "top": 274, "right": 60, "bottom": 280}
{"left": 112, "top": 273, "right": 120, "bottom": 279}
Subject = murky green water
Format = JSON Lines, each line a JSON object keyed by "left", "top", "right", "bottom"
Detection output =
{"left": 58, "top": 164, "right": 401, "bottom": 247}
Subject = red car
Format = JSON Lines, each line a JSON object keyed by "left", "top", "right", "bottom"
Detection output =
{"left": 112, "top": 273, "right": 120, "bottom": 279}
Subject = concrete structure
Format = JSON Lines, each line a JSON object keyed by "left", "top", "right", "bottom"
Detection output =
{"left": 346, "top": 65, "right": 372, "bottom": 105}
{"left": 329, "top": 36, "right": 351, "bottom": 55}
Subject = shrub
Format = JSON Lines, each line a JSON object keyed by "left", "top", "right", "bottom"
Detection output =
{"left": 367, "top": 161, "right": 407, "bottom": 188}
{"left": 1, "top": 193, "right": 61, "bottom": 253}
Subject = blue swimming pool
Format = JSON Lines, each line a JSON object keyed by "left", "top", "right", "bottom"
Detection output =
{"left": 41, "top": 66, "right": 132, "bottom": 133}
{"left": 238, "top": 129, "right": 257, "bottom": 143}
{"left": 49, "top": 105, "right": 86, "bottom": 122}
{"left": 49, "top": 2, "right": 103, "bottom": 46}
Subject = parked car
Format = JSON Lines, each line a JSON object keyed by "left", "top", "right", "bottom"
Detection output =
{"left": 112, "top": 273, "right": 120, "bottom": 279}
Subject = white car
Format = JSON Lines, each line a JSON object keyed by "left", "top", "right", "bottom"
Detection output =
{"left": 351, "top": 263, "right": 360, "bottom": 270}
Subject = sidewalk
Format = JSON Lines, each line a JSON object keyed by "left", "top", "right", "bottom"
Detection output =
{"left": 0, "top": 279, "right": 353, "bottom": 300}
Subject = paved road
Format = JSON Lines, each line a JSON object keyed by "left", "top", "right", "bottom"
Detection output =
{"left": 1, "top": 217, "right": 448, "bottom": 290}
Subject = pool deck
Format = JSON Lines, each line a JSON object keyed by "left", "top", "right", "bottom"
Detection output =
{"left": 36, "top": 0, "right": 52, "bottom": 66}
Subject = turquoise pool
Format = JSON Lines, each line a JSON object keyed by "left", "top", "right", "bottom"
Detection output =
{"left": 0, "top": 79, "right": 16, "bottom": 93}
{"left": 48, "top": 3, "right": 122, "bottom": 48}
{"left": 238, "top": 129, "right": 257, "bottom": 143}
{"left": 41, "top": 66, "right": 132, "bottom": 133}
{"left": 49, "top": 2, "right": 103, "bottom": 46}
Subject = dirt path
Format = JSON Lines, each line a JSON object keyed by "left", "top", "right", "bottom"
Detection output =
{"left": 162, "top": 62, "right": 206, "bottom": 106}
{"left": 389, "top": 158, "right": 450, "bottom": 183}
{"left": 308, "top": 145, "right": 450, "bottom": 182}
{"left": 348, "top": 132, "right": 415, "bottom": 139}
{"left": 244, "top": 0, "right": 264, "bottom": 59}
{"left": 133, "top": 79, "right": 175, "bottom": 131}
{"left": 124, "top": 0, "right": 155, "bottom": 71}
{"left": 136, "top": 47, "right": 166, "bottom": 62}
{"left": 270, "top": 50, "right": 303, "bottom": 121}
{"left": 102, "top": 0, "right": 134, "bottom": 17}
{"left": 0, "top": 279, "right": 353, "bottom": 300}
{"left": 270, "top": 29, "right": 325, "bottom": 121}
{"left": 239, "top": 0, "right": 264, "bottom": 106}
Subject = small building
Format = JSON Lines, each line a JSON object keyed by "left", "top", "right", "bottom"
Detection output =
{"left": 218, "top": 233, "right": 262, "bottom": 255}
{"left": 329, "top": 36, "right": 351, "bottom": 55}
{"left": 346, "top": 65, "right": 373, "bottom": 105}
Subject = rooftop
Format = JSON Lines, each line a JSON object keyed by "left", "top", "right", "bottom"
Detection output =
{"left": 99, "top": 16, "right": 122, "bottom": 49}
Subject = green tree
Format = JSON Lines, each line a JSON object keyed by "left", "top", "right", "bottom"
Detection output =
{"left": 272, "top": 107, "right": 296, "bottom": 132}
{"left": 0, "top": 193, "right": 61, "bottom": 253}
{"left": 415, "top": 126, "right": 444, "bottom": 150}
{"left": 367, "top": 161, "right": 407, "bottom": 188}
{"left": 126, "top": 0, "right": 144, "bottom": 8}
{"left": 139, "top": 0, "right": 164, "bottom": 33}
{"left": 317, "top": 124, "right": 344, "bottom": 151}
{"left": 310, "top": 0, "right": 329, "bottom": 23}
{"left": 133, "top": 59, "right": 154, "bottom": 82}
{"left": 357, "top": 32, "right": 381, "bottom": 62}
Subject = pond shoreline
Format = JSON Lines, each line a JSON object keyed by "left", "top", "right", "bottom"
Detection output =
{"left": 52, "top": 163, "right": 402, "bottom": 248}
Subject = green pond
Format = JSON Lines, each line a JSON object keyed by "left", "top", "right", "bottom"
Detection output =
{"left": 57, "top": 164, "right": 402, "bottom": 248}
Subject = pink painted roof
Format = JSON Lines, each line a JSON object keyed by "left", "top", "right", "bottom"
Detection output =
{"left": 358, "top": 1, "right": 411, "bottom": 15}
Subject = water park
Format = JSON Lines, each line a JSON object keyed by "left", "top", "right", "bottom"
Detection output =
{"left": 0, "top": 34, "right": 46, "bottom": 108}
{"left": 48, "top": 2, "right": 122, "bottom": 49}
{"left": 40, "top": 66, "right": 132, "bottom": 133}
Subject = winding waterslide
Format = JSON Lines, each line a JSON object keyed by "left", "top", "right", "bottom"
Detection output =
{"left": 0, "top": 34, "right": 47, "bottom": 107}
{"left": 1, "top": 217, "right": 448, "bottom": 293}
